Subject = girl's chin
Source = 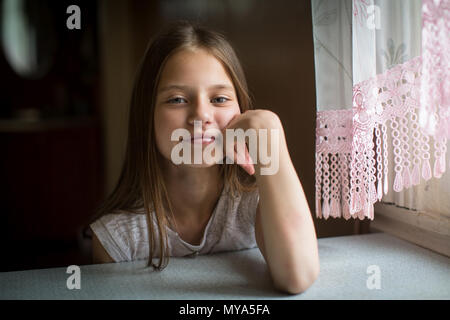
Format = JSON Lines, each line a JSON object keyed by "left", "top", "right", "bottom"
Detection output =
{"left": 178, "top": 162, "right": 219, "bottom": 168}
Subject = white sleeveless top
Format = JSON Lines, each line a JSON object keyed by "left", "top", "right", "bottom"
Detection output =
{"left": 90, "top": 184, "right": 260, "bottom": 262}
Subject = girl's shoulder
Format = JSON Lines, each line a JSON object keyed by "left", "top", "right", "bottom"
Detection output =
{"left": 98, "top": 210, "right": 147, "bottom": 226}
{"left": 90, "top": 211, "right": 149, "bottom": 262}
{"left": 216, "top": 186, "right": 260, "bottom": 227}
{"left": 95, "top": 209, "right": 151, "bottom": 241}
{"left": 206, "top": 187, "right": 260, "bottom": 253}
{"left": 234, "top": 187, "right": 259, "bottom": 212}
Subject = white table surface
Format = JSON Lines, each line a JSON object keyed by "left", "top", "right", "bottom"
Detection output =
{"left": 1, "top": 232, "right": 449, "bottom": 299}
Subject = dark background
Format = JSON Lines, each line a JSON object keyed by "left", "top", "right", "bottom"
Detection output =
{"left": 0, "top": 0, "right": 369, "bottom": 272}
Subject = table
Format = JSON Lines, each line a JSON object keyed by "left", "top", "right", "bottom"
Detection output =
{"left": 1, "top": 232, "right": 449, "bottom": 299}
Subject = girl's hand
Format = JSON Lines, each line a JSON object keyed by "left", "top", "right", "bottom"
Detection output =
{"left": 220, "top": 109, "right": 282, "bottom": 176}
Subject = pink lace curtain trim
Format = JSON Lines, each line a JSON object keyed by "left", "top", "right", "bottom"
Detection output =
{"left": 316, "top": 110, "right": 353, "bottom": 219}
{"left": 316, "top": 56, "right": 448, "bottom": 220}
{"left": 315, "top": 0, "right": 449, "bottom": 220}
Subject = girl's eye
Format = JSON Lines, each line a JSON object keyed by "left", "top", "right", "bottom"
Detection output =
{"left": 211, "top": 97, "right": 229, "bottom": 104}
{"left": 166, "top": 96, "right": 229, "bottom": 104}
{"left": 167, "top": 97, "right": 187, "bottom": 104}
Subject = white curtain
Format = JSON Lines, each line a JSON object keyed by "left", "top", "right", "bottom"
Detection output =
{"left": 312, "top": 0, "right": 450, "bottom": 220}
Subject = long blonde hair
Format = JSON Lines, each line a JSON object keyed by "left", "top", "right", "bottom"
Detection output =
{"left": 88, "top": 20, "right": 257, "bottom": 270}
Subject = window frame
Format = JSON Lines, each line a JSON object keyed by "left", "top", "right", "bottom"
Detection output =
{"left": 372, "top": 202, "right": 450, "bottom": 257}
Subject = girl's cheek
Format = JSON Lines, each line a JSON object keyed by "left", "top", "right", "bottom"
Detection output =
{"left": 218, "top": 105, "right": 241, "bottom": 128}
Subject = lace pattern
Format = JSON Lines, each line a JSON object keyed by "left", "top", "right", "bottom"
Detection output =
{"left": 316, "top": 54, "right": 448, "bottom": 220}
{"left": 420, "top": 0, "right": 450, "bottom": 140}
{"left": 316, "top": 110, "right": 353, "bottom": 220}
{"left": 314, "top": 0, "right": 449, "bottom": 220}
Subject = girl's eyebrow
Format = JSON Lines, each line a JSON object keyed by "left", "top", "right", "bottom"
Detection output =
{"left": 158, "top": 84, "right": 234, "bottom": 93}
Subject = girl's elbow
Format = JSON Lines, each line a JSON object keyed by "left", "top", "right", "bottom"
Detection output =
{"left": 276, "top": 265, "right": 320, "bottom": 295}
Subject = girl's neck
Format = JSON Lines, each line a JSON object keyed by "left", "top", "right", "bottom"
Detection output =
{"left": 161, "top": 162, "right": 224, "bottom": 226}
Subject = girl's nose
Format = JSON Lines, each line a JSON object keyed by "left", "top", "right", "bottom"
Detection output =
{"left": 187, "top": 98, "right": 212, "bottom": 125}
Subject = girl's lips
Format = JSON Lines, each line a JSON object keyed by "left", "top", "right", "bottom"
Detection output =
{"left": 190, "top": 136, "right": 215, "bottom": 144}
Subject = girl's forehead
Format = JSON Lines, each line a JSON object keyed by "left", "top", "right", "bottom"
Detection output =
{"left": 158, "top": 48, "right": 234, "bottom": 87}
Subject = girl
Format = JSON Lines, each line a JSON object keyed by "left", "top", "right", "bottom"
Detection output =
{"left": 89, "top": 21, "right": 319, "bottom": 294}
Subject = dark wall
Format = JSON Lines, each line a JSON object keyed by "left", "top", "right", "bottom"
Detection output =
{"left": 0, "top": 0, "right": 102, "bottom": 271}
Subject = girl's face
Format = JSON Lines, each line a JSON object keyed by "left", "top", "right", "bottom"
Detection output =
{"left": 154, "top": 48, "right": 241, "bottom": 168}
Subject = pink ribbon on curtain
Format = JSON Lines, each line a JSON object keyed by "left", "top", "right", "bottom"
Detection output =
{"left": 315, "top": 0, "right": 449, "bottom": 220}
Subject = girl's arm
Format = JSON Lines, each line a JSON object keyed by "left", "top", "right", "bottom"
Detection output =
{"left": 242, "top": 111, "right": 320, "bottom": 294}
{"left": 92, "top": 231, "right": 114, "bottom": 264}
